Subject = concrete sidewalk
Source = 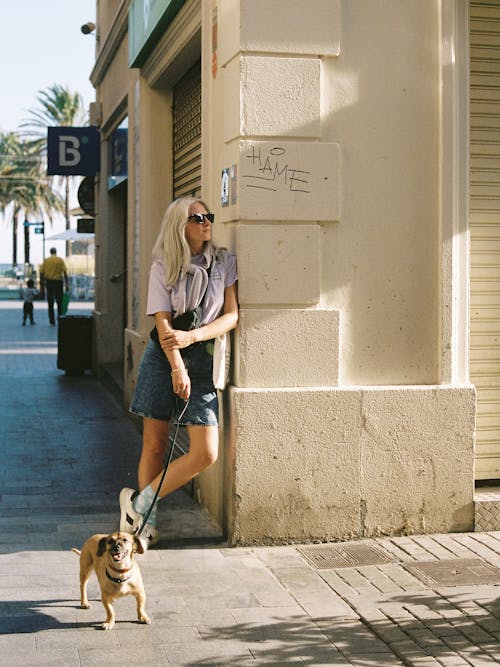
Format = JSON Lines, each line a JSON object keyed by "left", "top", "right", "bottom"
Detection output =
{"left": 1, "top": 299, "right": 500, "bottom": 666}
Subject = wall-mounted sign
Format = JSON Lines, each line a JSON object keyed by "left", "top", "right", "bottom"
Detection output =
{"left": 78, "top": 176, "right": 96, "bottom": 216}
{"left": 47, "top": 127, "right": 100, "bottom": 176}
{"left": 77, "top": 218, "right": 95, "bottom": 234}
{"left": 108, "top": 119, "right": 128, "bottom": 190}
{"left": 129, "top": 0, "right": 186, "bottom": 68}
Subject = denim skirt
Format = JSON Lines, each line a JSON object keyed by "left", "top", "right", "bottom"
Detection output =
{"left": 129, "top": 339, "right": 218, "bottom": 426}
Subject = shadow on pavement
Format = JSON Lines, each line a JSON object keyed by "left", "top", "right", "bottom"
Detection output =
{"left": 0, "top": 299, "right": 223, "bottom": 554}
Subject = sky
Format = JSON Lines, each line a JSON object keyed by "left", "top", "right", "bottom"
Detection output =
{"left": 0, "top": 0, "right": 96, "bottom": 265}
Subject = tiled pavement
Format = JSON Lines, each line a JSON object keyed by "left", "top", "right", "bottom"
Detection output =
{"left": 1, "top": 298, "right": 500, "bottom": 666}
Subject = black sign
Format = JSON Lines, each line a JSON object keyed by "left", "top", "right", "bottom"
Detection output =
{"left": 77, "top": 218, "right": 95, "bottom": 234}
{"left": 110, "top": 127, "right": 127, "bottom": 178}
{"left": 78, "top": 176, "right": 96, "bottom": 216}
{"left": 47, "top": 127, "right": 100, "bottom": 176}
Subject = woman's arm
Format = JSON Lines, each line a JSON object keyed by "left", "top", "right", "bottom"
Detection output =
{"left": 154, "top": 311, "right": 191, "bottom": 399}
{"left": 154, "top": 312, "right": 184, "bottom": 365}
{"left": 160, "top": 282, "right": 239, "bottom": 351}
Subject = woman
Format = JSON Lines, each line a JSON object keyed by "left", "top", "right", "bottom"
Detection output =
{"left": 120, "top": 197, "right": 238, "bottom": 546}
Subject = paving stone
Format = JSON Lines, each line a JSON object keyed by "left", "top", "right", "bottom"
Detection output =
{"left": 5, "top": 649, "right": 81, "bottom": 667}
{"left": 475, "top": 614, "right": 500, "bottom": 633}
{"left": 359, "top": 564, "right": 407, "bottom": 595}
{"left": 464, "top": 655, "right": 500, "bottom": 666}
{"left": 164, "top": 639, "right": 254, "bottom": 664}
{"left": 79, "top": 645, "right": 169, "bottom": 667}
{"left": 437, "top": 657, "right": 473, "bottom": 666}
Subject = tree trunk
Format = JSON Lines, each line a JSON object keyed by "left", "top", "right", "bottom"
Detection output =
{"left": 12, "top": 208, "right": 18, "bottom": 266}
{"left": 24, "top": 220, "right": 30, "bottom": 265}
{"left": 65, "top": 177, "right": 70, "bottom": 257}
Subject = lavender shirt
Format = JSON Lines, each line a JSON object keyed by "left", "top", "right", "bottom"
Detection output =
{"left": 147, "top": 246, "right": 237, "bottom": 326}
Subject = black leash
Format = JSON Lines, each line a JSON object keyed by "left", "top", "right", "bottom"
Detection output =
{"left": 135, "top": 398, "right": 190, "bottom": 537}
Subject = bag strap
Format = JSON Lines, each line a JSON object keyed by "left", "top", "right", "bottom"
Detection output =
{"left": 197, "top": 257, "right": 212, "bottom": 309}
{"left": 149, "top": 257, "right": 213, "bottom": 344}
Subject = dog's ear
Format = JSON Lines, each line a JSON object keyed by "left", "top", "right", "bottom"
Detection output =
{"left": 97, "top": 536, "right": 108, "bottom": 557}
{"left": 134, "top": 535, "right": 146, "bottom": 554}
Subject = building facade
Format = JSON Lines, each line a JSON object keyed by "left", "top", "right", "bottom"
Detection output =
{"left": 89, "top": 0, "right": 498, "bottom": 545}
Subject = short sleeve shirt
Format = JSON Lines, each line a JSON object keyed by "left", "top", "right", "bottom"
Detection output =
{"left": 42, "top": 255, "right": 67, "bottom": 280}
{"left": 147, "top": 248, "right": 237, "bottom": 326}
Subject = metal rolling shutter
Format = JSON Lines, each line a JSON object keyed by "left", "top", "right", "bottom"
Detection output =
{"left": 173, "top": 61, "right": 201, "bottom": 199}
{"left": 470, "top": 1, "right": 500, "bottom": 479}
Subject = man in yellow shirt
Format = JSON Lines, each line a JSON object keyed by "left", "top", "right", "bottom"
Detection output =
{"left": 40, "top": 247, "right": 69, "bottom": 325}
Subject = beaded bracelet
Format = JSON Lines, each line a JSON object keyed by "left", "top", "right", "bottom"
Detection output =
{"left": 171, "top": 368, "right": 184, "bottom": 375}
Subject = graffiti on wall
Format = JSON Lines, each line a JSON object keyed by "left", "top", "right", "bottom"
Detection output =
{"left": 242, "top": 145, "right": 311, "bottom": 194}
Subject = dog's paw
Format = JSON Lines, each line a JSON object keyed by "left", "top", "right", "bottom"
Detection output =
{"left": 101, "top": 621, "right": 115, "bottom": 630}
{"left": 81, "top": 602, "right": 91, "bottom": 609}
{"left": 139, "top": 613, "right": 151, "bottom": 625}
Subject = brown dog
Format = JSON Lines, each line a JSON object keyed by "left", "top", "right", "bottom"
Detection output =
{"left": 72, "top": 531, "right": 151, "bottom": 630}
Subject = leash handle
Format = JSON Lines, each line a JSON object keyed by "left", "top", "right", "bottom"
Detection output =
{"left": 136, "top": 398, "right": 190, "bottom": 537}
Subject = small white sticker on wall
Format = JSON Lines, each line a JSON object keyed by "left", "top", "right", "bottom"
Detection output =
{"left": 221, "top": 168, "right": 230, "bottom": 207}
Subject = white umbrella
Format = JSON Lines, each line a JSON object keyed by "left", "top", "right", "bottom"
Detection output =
{"left": 45, "top": 230, "right": 94, "bottom": 242}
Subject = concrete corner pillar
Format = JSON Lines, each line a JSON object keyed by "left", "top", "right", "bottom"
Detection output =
{"left": 201, "top": 0, "right": 475, "bottom": 545}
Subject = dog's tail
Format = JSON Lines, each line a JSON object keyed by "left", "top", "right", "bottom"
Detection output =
{"left": 71, "top": 548, "right": 81, "bottom": 556}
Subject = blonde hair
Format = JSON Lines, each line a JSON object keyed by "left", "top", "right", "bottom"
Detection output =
{"left": 152, "top": 197, "right": 212, "bottom": 285}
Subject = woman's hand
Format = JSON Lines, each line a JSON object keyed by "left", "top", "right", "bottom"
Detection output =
{"left": 160, "top": 328, "right": 196, "bottom": 350}
{"left": 171, "top": 366, "right": 191, "bottom": 400}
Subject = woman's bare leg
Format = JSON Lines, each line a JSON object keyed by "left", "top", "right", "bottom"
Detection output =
{"left": 149, "top": 424, "right": 218, "bottom": 498}
{"left": 138, "top": 417, "right": 170, "bottom": 491}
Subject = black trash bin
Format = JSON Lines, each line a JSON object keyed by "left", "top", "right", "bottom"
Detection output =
{"left": 57, "top": 315, "right": 93, "bottom": 376}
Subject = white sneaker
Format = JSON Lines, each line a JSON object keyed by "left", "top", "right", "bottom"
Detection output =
{"left": 119, "top": 488, "right": 142, "bottom": 534}
{"left": 140, "top": 524, "right": 160, "bottom": 548}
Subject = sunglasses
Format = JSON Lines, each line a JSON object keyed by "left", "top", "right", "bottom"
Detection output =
{"left": 187, "top": 212, "right": 215, "bottom": 224}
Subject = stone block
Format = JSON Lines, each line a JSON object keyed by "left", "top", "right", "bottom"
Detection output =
{"left": 218, "top": 140, "right": 340, "bottom": 223}
{"left": 218, "top": 0, "right": 341, "bottom": 66}
{"left": 239, "top": 140, "right": 340, "bottom": 221}
{"left": 235, "top": 308, "right": 339, "bottom": 387}
{"left": 237, "top": 224, "right": 320, "bottom": 305}
{"left": 359, "top": 386, "right": 476, "bottom": 535}
{"left": 223, "top": 54, "right": 322, "bottom": 141}
{"left": 241, "top": 56, "right": 320, "bottom": 137}
{"left": 240, "top": 0, "right": 341, "bottom": 57}
{"left": 229, "top": 387, "right": 363, "bottom": 544}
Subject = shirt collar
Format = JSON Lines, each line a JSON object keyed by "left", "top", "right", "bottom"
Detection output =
{"left": 192, "top": 243, "right": 212, "bottom": 268}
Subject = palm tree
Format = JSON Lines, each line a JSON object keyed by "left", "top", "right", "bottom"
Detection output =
{"left": 0, "top": 132, "right": 24, "bottom": 264}
{"left": 22, "top": 84, "right": 87, "bottom": 255}
{"left": 0, "top": 131, "right": 63, "bottom": 266}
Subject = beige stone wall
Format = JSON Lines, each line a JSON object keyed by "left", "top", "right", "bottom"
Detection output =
{"left": 96, "top": 0, "right": 127, "bottom": 41}
{"left": 203, "top": 0, "right": 475, "bottom": 543}
{"left": 321, "top": 1, "right": 441, "bottom": 386}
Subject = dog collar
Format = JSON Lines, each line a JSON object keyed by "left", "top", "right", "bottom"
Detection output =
{"left": 108, "top": 562, "right": 133, "bottom": 574}
{"left": 106, "top": 569, "right": 133, "bottom": 584}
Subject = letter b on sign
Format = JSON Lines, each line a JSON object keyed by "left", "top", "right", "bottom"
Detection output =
{"left": 47, "top": 127, "right": 100, "bottom": 176}
{"left": 59, "top": 136, "right": 81, "bottom": 167}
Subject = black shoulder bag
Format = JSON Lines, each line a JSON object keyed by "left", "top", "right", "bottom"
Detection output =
{"left": 150, "top": 260, "right": 212, "bottom": 345}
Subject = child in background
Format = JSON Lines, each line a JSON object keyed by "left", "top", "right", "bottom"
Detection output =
{"left": 22, "top": 279, "right": 37, "bottom": 326}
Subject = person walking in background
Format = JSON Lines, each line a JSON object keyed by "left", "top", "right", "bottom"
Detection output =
{"left": 22, "top": 278, "right": 37, "bottom": 326}
{"left": 40, "top": 247, "right": 69, "bottom": 325}
{"left": 120, "top": 197, "right": 238, "bottom": 546}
